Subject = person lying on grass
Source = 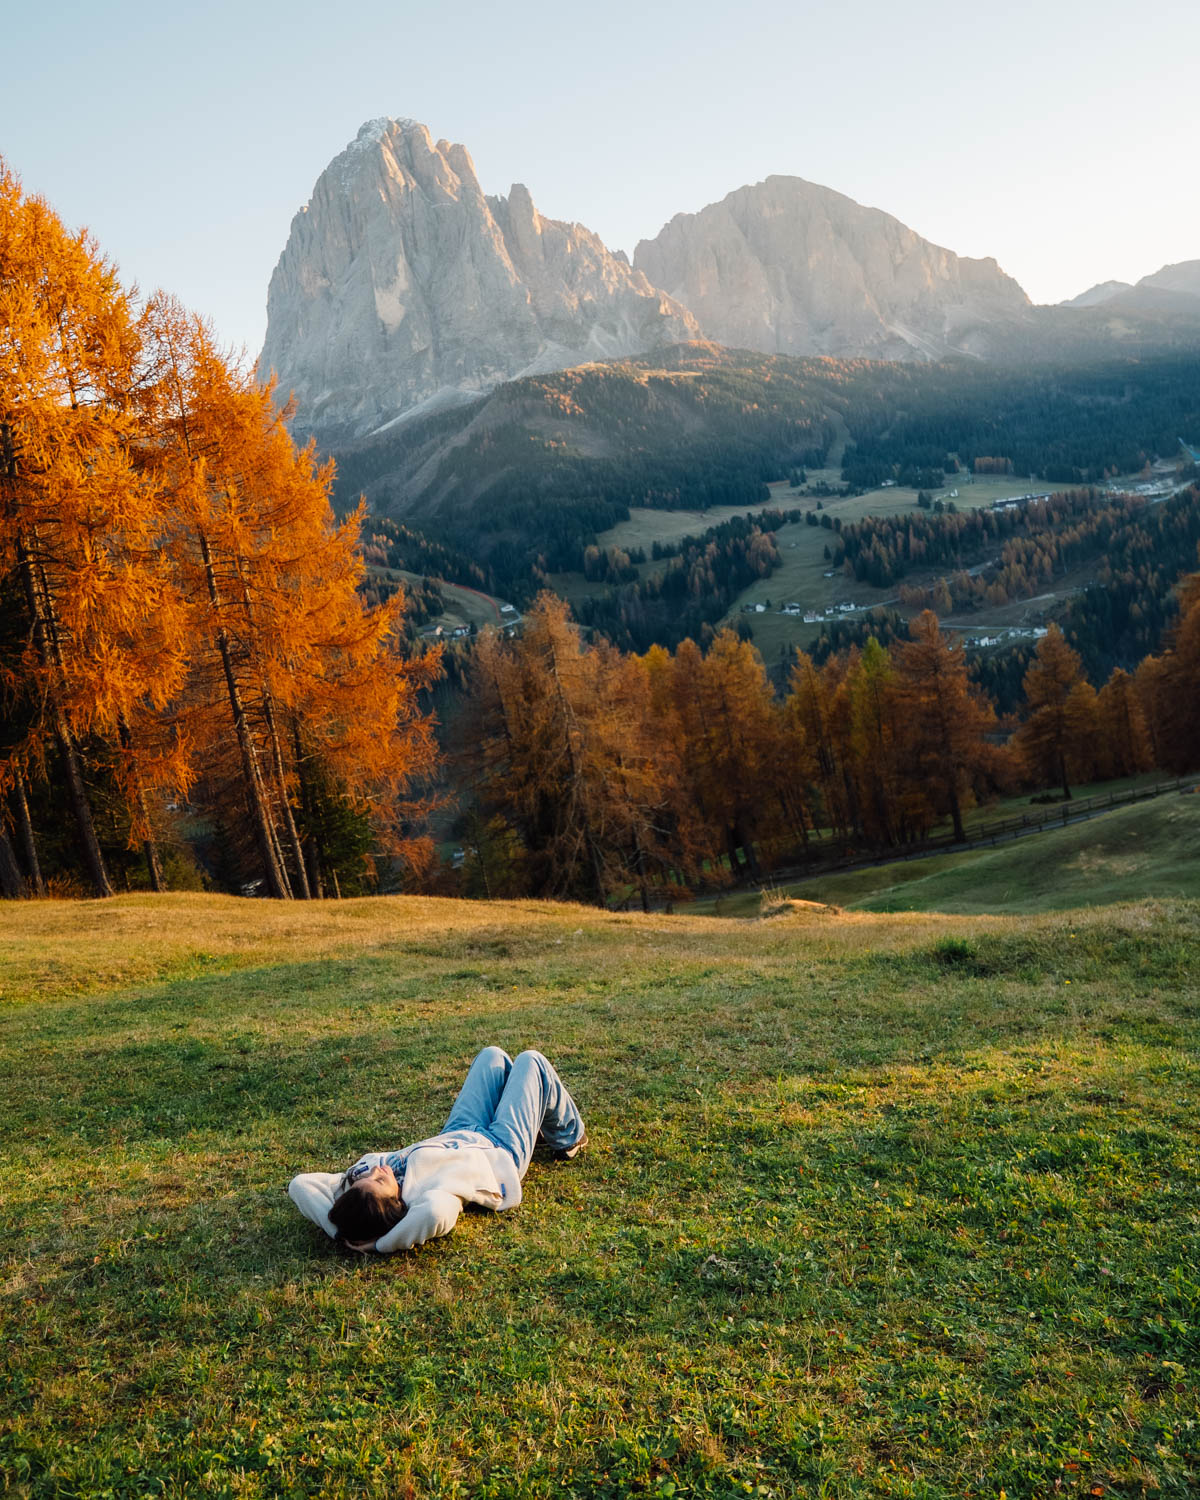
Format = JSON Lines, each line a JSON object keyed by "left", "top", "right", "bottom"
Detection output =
{"left": 288, "top": 1047, "right": 587, "bottom": 1254}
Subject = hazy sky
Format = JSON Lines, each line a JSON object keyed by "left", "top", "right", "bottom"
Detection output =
{"left": 5, "top": 0, "right": 1198, "bottom": 358}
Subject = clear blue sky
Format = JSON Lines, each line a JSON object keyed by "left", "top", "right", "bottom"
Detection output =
{"left": 5, "top": 0, "right": 1198, "bottom": 359}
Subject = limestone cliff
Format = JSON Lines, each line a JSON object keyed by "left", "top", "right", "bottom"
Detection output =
{"left": 259, "top": 118, "right": 699, "bottom": 440}
{"left": 633, "top": 176, "right": 1031, "bottom": 360}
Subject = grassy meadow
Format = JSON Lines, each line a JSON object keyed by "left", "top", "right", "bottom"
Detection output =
{"left": 2, "top": 891, "right": 1199, "bottom": 1498}
{"left": 701, "top": 792, "right": 1200, "bottom": 920}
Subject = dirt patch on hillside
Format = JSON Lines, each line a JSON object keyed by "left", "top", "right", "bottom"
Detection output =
{"left": 760, "top": 897, "right": 845, "bottom": 919}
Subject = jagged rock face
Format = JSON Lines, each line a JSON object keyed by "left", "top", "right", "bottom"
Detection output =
{"left": 633, "top": 176, "right": 1030, "bottom": 361}
{"left": 259, "top": 119, "right": 699, "bottom": 440}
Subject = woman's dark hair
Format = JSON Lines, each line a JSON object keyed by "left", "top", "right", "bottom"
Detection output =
{"left": 328, "top": 1182, "right": 406, "bottom": 1245}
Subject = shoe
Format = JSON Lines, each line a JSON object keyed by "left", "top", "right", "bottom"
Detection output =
{"left": 553, "top": 1131, "right": 588, "bottom": 1162}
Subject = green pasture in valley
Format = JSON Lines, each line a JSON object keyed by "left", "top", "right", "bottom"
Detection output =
{"left": 368, "top": 567, "right": 511, "bottom": 633}
{"left": 586, "top": 474, "right": 1079, "bottom": 659}
{"left": 2, "top": 892, "right": 1198, "bottom": 1497}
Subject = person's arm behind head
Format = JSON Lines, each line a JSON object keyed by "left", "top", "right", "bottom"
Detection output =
{"left": 287, "top": 1172, "right": 343, "bottom": 1240}
{"left": 374, "top": 1190, "right": 463, "bottom": 1253}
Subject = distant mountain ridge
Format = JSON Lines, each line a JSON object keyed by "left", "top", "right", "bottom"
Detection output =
{"left": 1061, "top": 261, "right": 1200, "bottom": 310}
{"left": 259, "top": 118, "right": 1199, "bottom": 441}
{"left": 1061, "top": 280, "right": 1135, "bottom": 309}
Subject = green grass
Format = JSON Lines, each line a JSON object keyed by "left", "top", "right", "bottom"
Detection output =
{"left": 719, "top": 793, "right": 1200, "bottom": 919}
{"left": 3, "top": 893, "right": 1200, "bottom": 1497}
{"left": 949, "top": 773, "right": 1170, "bottom": 841}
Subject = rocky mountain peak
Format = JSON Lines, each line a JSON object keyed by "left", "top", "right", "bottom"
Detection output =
{"left": 259, "top": 119, "right": 698, "bottom": 441}
{"left": 633, "top": 175, "right": 1031, "bottom": 361}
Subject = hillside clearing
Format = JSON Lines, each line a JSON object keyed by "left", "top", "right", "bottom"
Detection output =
{"left": 2, "top": 892, "right": 1199, "bottom": 1497}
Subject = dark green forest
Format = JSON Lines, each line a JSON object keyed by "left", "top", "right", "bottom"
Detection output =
{"left": 330, "top": 348, "right": 1200, "bottom": 606}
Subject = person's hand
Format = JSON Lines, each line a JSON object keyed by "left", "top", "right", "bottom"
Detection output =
{"left": 345, "top": 1238, "right": 377, "bottom": 1254}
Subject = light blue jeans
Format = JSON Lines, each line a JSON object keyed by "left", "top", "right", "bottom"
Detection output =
{"left": 441, "top": 1046, "right": 585, "bottom": 1176}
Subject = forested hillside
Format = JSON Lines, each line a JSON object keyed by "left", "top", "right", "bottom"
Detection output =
{"left": 449, "top": 589, "right": 1200, "bottom": 906}
{"left": 339, "top": 345, "right": 1200, "bottom": 612}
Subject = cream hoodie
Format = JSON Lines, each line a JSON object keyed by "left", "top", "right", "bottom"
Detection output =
{"left": 288, "top": 1128, "right": 523, "bottom": 1253}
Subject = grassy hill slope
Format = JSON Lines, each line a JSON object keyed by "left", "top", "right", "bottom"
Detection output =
{"left": 707, "top": 793, "right": 1200, "bottom": 919}
{"left": 3, "top": 893, "right": 1199, "bottom": 1497}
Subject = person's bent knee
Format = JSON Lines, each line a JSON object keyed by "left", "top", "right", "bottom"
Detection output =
{"left": 474, "top": 1044, "right": 510, "bottom": 1067}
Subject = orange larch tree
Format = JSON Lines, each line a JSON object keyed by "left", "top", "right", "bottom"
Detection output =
{"left": 787, "top": 650, "right": 850, "bottom": 840}
{"left": 0, "top": 160, "right": 191, "bottom": 896}
{"left": 1149, "top": 569, "right": 1200, "bottom": 773}
{"left": 140, "top": 296, "right": 440, "bottom": 898}
{"left": 1015, "top": 624, "right": 1086, "bottom": 799}
{"left": 1096, "top": 667, "right": 1154, "bottom": 779}
{"left": 846, "top": 635, "right": 906, "bottom": 846}
{"left": 892, "top": 611, "right": 997, "bottom": 843}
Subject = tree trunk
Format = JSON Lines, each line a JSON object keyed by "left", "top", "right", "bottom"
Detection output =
{"left": 198, "top": 530, "right": 289, "bottom": 899}
{"left": 266, "top": 807, "right": 294, "bottom": 899}
{"left": 735, "top": 819, "right": 760, "bottom": 878}
{"left": 947, "top": 775, "right": 966, "bottom": 844}
{"left": 235, "top": 560, "right": 310, "bottom": 900}
{"left": 632, "top": 829, "right": 650, "bottom": 913}
{"left": 15, "top": 533, "right": 113, "bottom": 897}
{"left": 292, "top": 720, "right": 325, "bottom": 899}
{"left": 0, "top": 825, "right": 26, "bottom": 898}
{"left": 261, "top": 692, "right": 310, "bottom": 898}
{"left": 117, "top": 718, "right": 163, "bottom": 892}
{"left": 474, "top": 840, "right": 493, "bottom": 900}
{"left": 11, "top": 769, "right": 44, "bottom": 896}
{"left": 305, "top": 839, "right": 325, "bottom": 900}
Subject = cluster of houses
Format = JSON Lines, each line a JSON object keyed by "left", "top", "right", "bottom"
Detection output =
{"left": 743, "top": 600, "right": 861, "bottom": 622}
{"left": 420, "top": 623, "right": 472, "bottom": 641}
{"left": 780, "top": 601, "right": 860, "bottom": 623}
{"left": 991, "top": 492, "right": 1050, "bottom": 512}
{"left": 419, "top": 602, "right": 520, "bottom": 643}
{"left": 959, "top": 626, "right": 1049, "bottom": 648}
